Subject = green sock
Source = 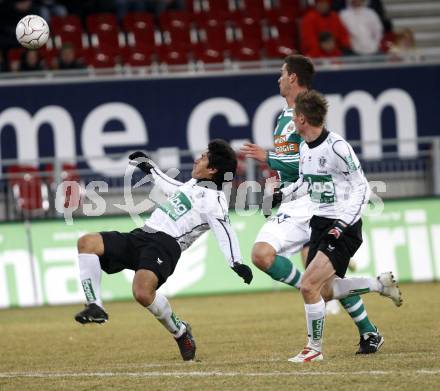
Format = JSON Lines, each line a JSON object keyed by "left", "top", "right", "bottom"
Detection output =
{"left": 340, "top": 295, "right": 376, "bottom": 335}
{"left": 266, "top": 255, "right": 302, "bottom": 289}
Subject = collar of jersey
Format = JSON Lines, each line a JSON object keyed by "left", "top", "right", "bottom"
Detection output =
{"left": 195, "top": 179, "right": 222, "bottom": 191}
{"left": 306, "top": 128, "right": 329, "bottom": 149}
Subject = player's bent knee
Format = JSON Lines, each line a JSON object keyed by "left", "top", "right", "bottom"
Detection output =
{"left": 132, "top": 287, "right": 154, "bottom": 307}
{"left": 77, "top": 234, "right": 101, "bottom": 254}
{"left": 251, "top": 243, "right": 276, "bottom": 270}
{"left": 300, "top": 278, "right": 317, "bottom": 298}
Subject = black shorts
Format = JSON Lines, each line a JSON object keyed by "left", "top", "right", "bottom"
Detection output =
{"left": 306, "top": 216, "right": 363, "bottom": 278}
{"left": 99, "top": 228, "right": 181, "bottom": 288}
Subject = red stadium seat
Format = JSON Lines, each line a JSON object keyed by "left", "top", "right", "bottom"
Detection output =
{"left": 7, "top": 166, "right": 49, "bottom": 214}
{"left": 264, "top": 38, "right": 296, "bottom": 59}
{"left": 235, "top": 16, "right": 263, "bottom": 47}
{"left": 274, "top": 0, "right": 301, "bottom": 14}
{"left": 265, "top": 9, "right": 298, "bottom": 43}
{"left": 7, "top": 48, "right": 24, "bottom": 71}
{"left": 123, "top": 12, "right": 156, "bottom": 47}
{"left": 192, "top": 45, "right": 224, "bottom": 64}
{"left": 45, "top": 163, "right": 82, "bottom": 209}
{"left": 156, "top": 45, "right": 189, "bottom": 65}
{"left": 87, "top": 13, "right": 122, "bottom": 49}
{"left": 240, "top": 0, "right": 267, "bottom": 18}
{"left": 204, "top": 0, "right": 233, "bottom": 13}
{"left": 159, "top": 11, "right": 193, "bottom": 49}
{"left": 121, "top": 45, "right": 154, "bottom": 66}
{"left": 228, "top": 42, "right": 261, "bottom": 61}
{"left": 51, "top": 15, "right": 84, "bottom": 49}
{"left": 196, "top": 16, "right": 229, "bottom": 51}
{"left": 83, "top": 47, "right": 117, "bottom": 68}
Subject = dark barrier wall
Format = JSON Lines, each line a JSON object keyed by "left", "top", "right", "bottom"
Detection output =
{"left": 0, "top": 63, "right": 439, "bottom": 175}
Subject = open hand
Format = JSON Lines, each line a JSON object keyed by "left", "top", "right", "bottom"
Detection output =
{"left": 240, "top": 143, "right": 267, "bottom": 163}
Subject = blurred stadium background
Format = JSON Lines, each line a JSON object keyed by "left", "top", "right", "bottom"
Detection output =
{"left": 0, "top": 0, "right": 440, "bottom": 387}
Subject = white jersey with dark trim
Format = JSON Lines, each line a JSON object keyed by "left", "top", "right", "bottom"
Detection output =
{"left": 144, "top": 165, "right": 242, "bottom": 266}
{"left": 282, "top": 131, "right": 370, "bottom": 225}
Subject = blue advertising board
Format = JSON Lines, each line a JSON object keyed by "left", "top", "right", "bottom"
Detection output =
{"left": 0, "top": 63, "right": 439, "bottom": 176}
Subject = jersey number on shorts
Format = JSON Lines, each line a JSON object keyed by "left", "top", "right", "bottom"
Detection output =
{"left": 304, "top": 174, "right": 336, "bottom": 204}
{"left": 159, "top": 191, "right": 192, "bottom": 221}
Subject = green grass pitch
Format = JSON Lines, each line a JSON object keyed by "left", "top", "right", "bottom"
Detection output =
{"left": 1, "top": 282, "right": 439, "bottom": 390}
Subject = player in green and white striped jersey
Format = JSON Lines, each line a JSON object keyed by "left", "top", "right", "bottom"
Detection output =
{"left": 241, "top": 55, "right": 383, "bottom": 355}
{"left": 267, "top": 106, "right": 302, "bottom": 185}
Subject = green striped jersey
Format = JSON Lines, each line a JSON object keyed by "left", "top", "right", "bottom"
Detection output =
{"left": 267, "top": 106, "right": 302, "bottom": 185}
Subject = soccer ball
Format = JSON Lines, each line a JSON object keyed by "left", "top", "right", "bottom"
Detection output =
{"left": 16, "top": 15, "right": 50, "bottom": 49}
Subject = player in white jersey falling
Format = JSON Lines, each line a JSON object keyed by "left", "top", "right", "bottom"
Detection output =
{"left": 242, "top": 55, "right": 384, "bottom": 354}
{"left": 268, "top": 90, "right": 402, "bottom": 362}
{"left": 74, "top": 139, "right": 253, "bottom": 361}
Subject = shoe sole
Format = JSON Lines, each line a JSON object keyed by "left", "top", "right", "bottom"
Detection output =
{"left": 288, "top": 354, "right": 323, "bottom": 363}
{"left": 379, "top": 272, "right": 403, "bottom": 307}
{"left": 75, "top": 315, "right": 108, "bottom": 324}
{"left": 288, "top": 348, "right": 324, "bottom": 363}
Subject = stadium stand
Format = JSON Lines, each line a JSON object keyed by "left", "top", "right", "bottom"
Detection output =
{"left": 6, "top": 166, "right": 49, "bottom": 216}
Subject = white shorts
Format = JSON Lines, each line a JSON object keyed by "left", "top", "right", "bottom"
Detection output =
{"left": 255, "top": 196, "right": 314, "bottom": 257}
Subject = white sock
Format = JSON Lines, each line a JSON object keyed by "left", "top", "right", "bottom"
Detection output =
{"left": 331, "top": 277, "right": 382, "bottom": 300}
{"left": 78, "top": 253, "right": 103, "bottom": 307}
{"left": 305, "top": 298, "right": 326, "bottom": 352}
{"left": 147, "top": 292, "right": 186, "bottom": 338}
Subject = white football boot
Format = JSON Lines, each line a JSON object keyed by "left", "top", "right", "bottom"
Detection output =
{"left": 288, "top": 347, "right": 323, "bottom": 363}
{"left": 378, "top": 272, "right": 403, "bottom": 307}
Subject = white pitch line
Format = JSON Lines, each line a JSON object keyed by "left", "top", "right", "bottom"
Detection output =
{"left": 1, "top": 369, "right": 440, "bottom": 379}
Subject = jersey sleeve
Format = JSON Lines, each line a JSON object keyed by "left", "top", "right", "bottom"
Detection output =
{"left": 267, "top": 151, "right": 300, "bottom": 174}
{"left": 332, "top": 140, "right": 371, "bottom": 225}
{"left": 205, "top": 214, "right": 243, "bottom": 266}
{"left": 280, "top": 176, "right": 307, "bottom": 201}
{"left": 150, "top": 163, "right": 184, "bottom": 196}
{"left": 202, "top": 193, "right": 242, "bottom": 267}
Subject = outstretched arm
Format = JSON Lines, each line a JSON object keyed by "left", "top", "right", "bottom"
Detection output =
{"left": 241, "top": 143, "right": 300, "bottom": 177}
{"left": 205, "top": 214, "right": 253, "bottom": 284}
{"left": 129, "top": 151, "right": 187, "bottom": 196}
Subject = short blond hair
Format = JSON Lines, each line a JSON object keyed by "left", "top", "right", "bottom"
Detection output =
{"left": 295, "top": 90, "right": 328, "bottom": 127}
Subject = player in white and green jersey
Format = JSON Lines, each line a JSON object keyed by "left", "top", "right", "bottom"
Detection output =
{"left": 271, "top": 91, "right": 402, "bottom": 362}
{"left": 241, "top": 55, "right": 383, "bottom": 355}
{"left": 73, "top": 139, "right": 253, "bottom": 362}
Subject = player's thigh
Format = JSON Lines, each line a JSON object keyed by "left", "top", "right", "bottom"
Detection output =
{"left": 256, "top": 216, "right": 310, "bottom": 256}
{"left": 99, "top": 231, "right": 136, "bottom": 273}
{"left": 136, "top": 234, "right": 181, "bottom": 289}
{"left": 78, "top": 233, "right": 105, "bottom": 255}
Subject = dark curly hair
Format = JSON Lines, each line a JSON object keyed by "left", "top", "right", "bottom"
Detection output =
{"left": 207, "top": 139, "right": 237, "bottom": 188}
